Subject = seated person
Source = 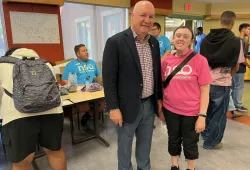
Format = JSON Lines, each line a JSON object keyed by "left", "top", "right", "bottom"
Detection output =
{"left": 62, "top": 44, "right": 105, "bottom": 126}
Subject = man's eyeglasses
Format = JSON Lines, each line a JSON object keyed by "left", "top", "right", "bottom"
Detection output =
{"left": 151, "top": 28, "right": 159, "bottom": 31}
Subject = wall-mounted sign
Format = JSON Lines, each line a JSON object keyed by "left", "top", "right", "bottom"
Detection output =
{"left": 185, "top": 3, "right": 192, "bottom": 11}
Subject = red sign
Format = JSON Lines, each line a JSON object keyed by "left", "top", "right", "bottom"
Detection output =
{"left": 185, "top": 3, "right": 192, "bottom": 11}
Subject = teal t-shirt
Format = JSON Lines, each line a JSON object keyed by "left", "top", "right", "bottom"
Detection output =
{"left": 62, "top": 59, "right": 101, "bottom": 85}
{"left": 157, "top": 36, "right": 172, "bottom": 57}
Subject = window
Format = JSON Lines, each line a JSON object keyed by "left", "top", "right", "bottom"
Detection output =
{"left": 60, "top": 3, "right": 128, "bottom": 64}
{"left": 0, "top": 1, "right": 7, "bottom": 56}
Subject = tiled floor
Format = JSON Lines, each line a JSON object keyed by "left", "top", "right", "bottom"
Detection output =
{"left": 242, "top": 81, "right": 250, "bottom": 115}
{"left": 0, "top": 81, "right": 250, "bottom": 170}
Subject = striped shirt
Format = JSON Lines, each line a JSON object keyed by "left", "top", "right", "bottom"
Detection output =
{"left": 132, "top": 30, "right": 154, "bottom": 98}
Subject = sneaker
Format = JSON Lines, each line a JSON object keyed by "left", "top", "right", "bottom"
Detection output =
{"left": 81, "top": 112, "right": 91, "bottom": 127}
{"left": 236, "top": 106, "right": 248, "bottom": 112}
{"left": 231, "top": 111, "right": 243, "bottom": 118}
{"left": 213, "top": 142, "right": 223, "bottom": 149}
{"left": 203, "top": 142, "right": 223, "bottom": 150}
{"left": 171, "top": 166, "right": 179, "bottom": 170}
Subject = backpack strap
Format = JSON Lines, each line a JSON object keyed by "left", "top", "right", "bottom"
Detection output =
{"left": 0, "top": 56, "right": 19, "bottom": 65}
{"left": 38, "top": 58, "right": 48, "bottom": 63}
{"left": 4, "top": 89, "right": 13, "bottom": 98}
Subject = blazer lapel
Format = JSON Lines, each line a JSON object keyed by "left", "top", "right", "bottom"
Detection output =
{"left": 124, "top": 28, "right": 142, "bottom": 76}
{"left": 149, "top": 37, "right": 157, "bottom": 78}
{"left": 149, "top": 37, "right": 156, "bottom": 63}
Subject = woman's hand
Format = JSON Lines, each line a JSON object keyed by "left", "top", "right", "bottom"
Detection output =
{"left": 195, "top": 116, "right": 206, "bottom": 133}
{"left": 159, "top": 111, "right": 165, "bottom": 121}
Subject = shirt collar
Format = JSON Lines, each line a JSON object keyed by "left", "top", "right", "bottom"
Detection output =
{"left": 131, "top": 27, "right": 150, "bottom": 42}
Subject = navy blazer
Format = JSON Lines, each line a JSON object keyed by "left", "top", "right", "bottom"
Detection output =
{"left": 102, "top": 27, "right": 163, "bottom": 124}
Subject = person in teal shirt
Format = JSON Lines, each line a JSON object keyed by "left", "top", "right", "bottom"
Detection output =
{"left": 151, "top": 22, "right": 172, "bottom": 60}
{"left": 62, "top": 49, "right": 101, "bottom": 85}
{"left": 62, "top": 44, "right": 104, "bottom": 127}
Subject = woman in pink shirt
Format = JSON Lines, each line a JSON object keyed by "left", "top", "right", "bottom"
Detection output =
{"left": 159, "top": 26, "right": 212, "bottom": 170}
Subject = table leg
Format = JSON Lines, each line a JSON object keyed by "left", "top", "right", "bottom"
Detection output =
{"left": 69, "top": 106, "right": 75, "bottom": 144}
{"left": 93, "top": 101, "right": 110, "bottom": 147}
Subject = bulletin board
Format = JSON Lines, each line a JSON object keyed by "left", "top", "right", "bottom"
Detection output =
{"left": 10, "top": 12, "right": 60, "bottom": 44}
{"left": 3, "top": 2, "right": 64, "bottom": 63}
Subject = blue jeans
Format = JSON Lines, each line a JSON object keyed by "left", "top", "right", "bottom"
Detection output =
{"left": 117, "top": 96, "right": 155, "bottom": 170}
{"left": 228, "top": 88, "right": 235, "bottom": 111}
{"left": 232, "top": 73, "right": 245, "bottom": 108}
{"left": 202, "top": 85, "right": 230, "bottom": 149}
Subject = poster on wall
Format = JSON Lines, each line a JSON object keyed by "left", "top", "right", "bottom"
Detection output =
{"left": 10, "top": 12, "right": 60, "bottom": 44}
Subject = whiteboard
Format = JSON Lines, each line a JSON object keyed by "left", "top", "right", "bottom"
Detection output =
{"left": 10, "top": 12, "right": 60, "bottom": 44}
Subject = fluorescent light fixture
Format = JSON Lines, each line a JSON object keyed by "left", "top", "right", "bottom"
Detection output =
{"left": 165, "top": 20, "right": 174, "bottom": 23}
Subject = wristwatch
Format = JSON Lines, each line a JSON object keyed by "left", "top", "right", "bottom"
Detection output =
{"left": 198, "top": 113, "right": 207, "bottom": 117}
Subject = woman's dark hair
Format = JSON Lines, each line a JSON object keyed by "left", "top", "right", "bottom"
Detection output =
{"left": 4, "top": 47, "right": 21, "bottom": 56}
{"left": 173, "top": 26, "right": 194, "bottom": 40}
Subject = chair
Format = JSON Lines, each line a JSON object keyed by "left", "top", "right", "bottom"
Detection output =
{"left": 54, "top": 58, "right": 74, "bottom": 82}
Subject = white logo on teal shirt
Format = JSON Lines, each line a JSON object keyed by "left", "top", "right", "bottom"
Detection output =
{"left": 77, "top": 64, "right": 94, "bottom": 72}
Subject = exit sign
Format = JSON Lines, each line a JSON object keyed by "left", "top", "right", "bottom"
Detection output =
{"left": 185, "top": 3, "right": 192, "bottom": 11}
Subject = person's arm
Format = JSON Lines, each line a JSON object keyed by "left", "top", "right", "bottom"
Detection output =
{"left": 161, "top": 51, "right": 171, "bottom": 61}
{"left": 161, "top": 37, "right": 172, "bottom": 61}
{"left": 61, "top": 63, "right": 71, "bottom": 84}
{"left": 199, "top": 84, "right": 210, "bottom": 115}
{"left": 102, "top": 37, "right": 119, "bottom": 110}
{"left": 195, "top": 56, "right": 211, "bottom": 133}
{"left": 231, "top": 64, "right": 240, "bottom": 76}
{"left": 231, "top": 41, "right": 245, "bottom": 76}
{"left": 103, "top": 37, "right": 123, "bottom": 127}
{"left": 94, "top": 61, "right": 102, "bottom": 77}
{"left": 243, "top": 58, "right": 250, "bottom": 68}
{"left": 155, "top": 40, "right": 163, "bottom": 101}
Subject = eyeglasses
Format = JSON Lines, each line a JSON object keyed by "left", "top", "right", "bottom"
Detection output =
{"left": 151, "top": 28, "right": 158, "bottom": 31}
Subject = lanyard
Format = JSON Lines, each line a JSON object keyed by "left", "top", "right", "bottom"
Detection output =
{"left": 77, "top": 59, "right": 90, "bottom": 80}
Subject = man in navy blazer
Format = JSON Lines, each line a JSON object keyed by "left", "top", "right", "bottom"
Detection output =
{"left": 102, "top": 1, "right": 163, "bottom": 169}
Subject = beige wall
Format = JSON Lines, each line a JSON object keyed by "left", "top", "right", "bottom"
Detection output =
{"left": 210, "top": 3, "right": 250, "bottom": 14}
{"left": 154, "top": 15, "right": 165, "bottom": 36}
{"left": 66, "top": 0, "right": 130, "bottom": 8}
{"left": 203, "top": 19, "right": 250, "bottom": 36}
{"left": 203, "top": 3, "right": 250, "bottom": 35}
{"left": 172, "top": 0, "right": 207, "bottom": 16}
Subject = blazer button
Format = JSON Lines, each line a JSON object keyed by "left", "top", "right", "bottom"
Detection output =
{"left": 140, "top": 84, "right": 143, "bottom": 86}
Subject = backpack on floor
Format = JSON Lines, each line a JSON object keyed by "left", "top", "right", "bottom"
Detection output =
{"left": 0, "top": 56, "right": 61, "bottom": 113}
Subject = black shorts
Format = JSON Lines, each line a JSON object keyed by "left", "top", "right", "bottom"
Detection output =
{"left": 2, "top": 113, "right": 64, "bottom": 163}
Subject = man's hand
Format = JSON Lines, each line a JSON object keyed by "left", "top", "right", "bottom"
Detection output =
{"left": 110, "top": 109, "right": 123, "bottom": 127}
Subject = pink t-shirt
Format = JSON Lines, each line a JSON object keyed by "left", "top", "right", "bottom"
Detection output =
{"left": 161, "top": 49, "right": 212, "bottom": 116}
{"left": 210, "top": 41, "right": 245, "bottom": 86}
